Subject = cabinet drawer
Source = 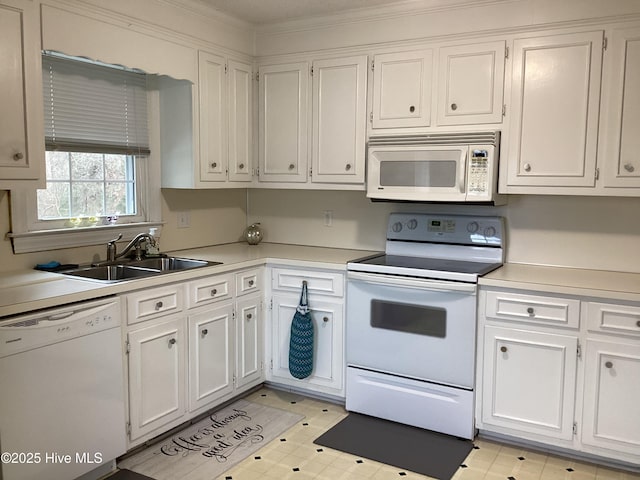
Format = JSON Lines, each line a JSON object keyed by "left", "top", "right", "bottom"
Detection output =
{"left": 127, "top": 285, "right": 183, "bottom": 325}
{"left": 485, "top": 291, "right": 580, "bottom": 328}
{"left": 586, "top": 302, "right": 640, "bottom": 337}
{"left": 188, "top": 274, "right": 233, "bottom": 308}
{"left": 272, "top": 268, "right": 344, "bottom": 297}
{"left": 235, "top": 268, "right": 262, "bottom": 297}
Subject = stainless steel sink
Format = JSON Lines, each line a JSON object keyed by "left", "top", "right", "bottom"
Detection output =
{"left": 61, "top": 256, "right": 222, "bottom": 282}
{"left": 128, "top": 257, "right": 218, "bottom": 271}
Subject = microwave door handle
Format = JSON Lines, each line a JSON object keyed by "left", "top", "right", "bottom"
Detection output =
{"left": 458, "top": 148, "right": 468, "bottom": 192}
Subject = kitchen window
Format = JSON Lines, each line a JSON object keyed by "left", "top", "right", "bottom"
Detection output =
{"left": 9, "top": 53, "right": 162, "bottom": 253}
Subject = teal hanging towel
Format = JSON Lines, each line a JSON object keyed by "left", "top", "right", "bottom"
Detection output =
{"left": 289, "top": 281, "right": 314, "bottom": 379}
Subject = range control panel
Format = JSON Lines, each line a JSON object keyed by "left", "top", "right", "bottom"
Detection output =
{"left": 387, "top": 213, "right": 504, "bottom": 246}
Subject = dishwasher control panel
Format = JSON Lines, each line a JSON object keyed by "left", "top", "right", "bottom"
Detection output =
{"left": 0, "top": 297, "right": 121, "bottom": 357}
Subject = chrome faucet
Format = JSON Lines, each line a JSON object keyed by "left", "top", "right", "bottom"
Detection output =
{"left": 106, "top": 233, "right": 157, "bottom": 262}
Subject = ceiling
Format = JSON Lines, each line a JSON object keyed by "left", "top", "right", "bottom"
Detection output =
{"left": 197, "top": 0, "right": 435, "bottom": 25}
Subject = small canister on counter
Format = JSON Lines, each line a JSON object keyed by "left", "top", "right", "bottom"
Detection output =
{"left": 245, "top": 223, "right": 263, "bottom": 245}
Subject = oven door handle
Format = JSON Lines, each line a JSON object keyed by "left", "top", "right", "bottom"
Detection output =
{"left": 347, "top": 271, "right": 476, "bottom": 294}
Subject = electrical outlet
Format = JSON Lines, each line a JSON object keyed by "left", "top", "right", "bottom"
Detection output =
{"left": 323, "top": 210, "right": 333, "bottom": 227}
{"left": 177, "top": 211, "right": 191, "bottom": 228}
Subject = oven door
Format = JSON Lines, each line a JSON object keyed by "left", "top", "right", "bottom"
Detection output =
{"left": 367, "top": 145, "right": 469, "bottom": 202}
{"left": 346, "top": 271, "right": 477, "bottom": 389}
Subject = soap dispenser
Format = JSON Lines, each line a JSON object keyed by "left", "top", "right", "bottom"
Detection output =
{"left": 146, "top": 227, "right": 161, "bottom": 256}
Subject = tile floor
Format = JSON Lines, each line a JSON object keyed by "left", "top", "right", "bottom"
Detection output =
{"left": 148, "top": 386, "right": 640, "bottom": 480}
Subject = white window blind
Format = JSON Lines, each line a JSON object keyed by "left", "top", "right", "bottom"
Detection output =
{"left": 42, "top": 53, "right": 150, "bottom": 154}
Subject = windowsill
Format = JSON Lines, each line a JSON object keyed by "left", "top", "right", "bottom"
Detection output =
{"left": 7, "top": 222, "right": 164, "bottom": 254}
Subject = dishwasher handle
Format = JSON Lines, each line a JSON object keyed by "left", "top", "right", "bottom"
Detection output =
{"left": 347, "top": 271, "right": 477, "bottom": 294}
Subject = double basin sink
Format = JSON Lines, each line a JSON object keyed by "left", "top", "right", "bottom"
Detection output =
{"left": 61, "top": 256, "right": 221, "bottom": 283}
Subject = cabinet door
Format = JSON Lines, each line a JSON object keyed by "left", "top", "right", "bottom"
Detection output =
{"left": 506, "top": 31, "right": 603, "bottom": 187}
{"left": 600, "top": 27, "right": 640, "bottom": 188}
{"left": 311, "top": 55, "right": 367, "bottom": 184}
{"left": 372, "top": 50, "right": 433, "bottom": 128}
{"left": 236, "top": 294, "right": 264, "bottom": 389}
{"left": 0, "top": 0, "right": 41, "bottom": 181}
{"left": 199, "top": 51, "right": 227, "bottom": 182}
{"left": 228, "top": 59, "right": 253, "bottom": 183}
{"left": 482, "top": 326, "right": 577, "bottom": 440}
{"left": 582, "top": 340, "right": 640, "bottom": 455}
{"left": 258, "top": 62, "right": 309, "bottom": 183}
{"left": 128, "top": 317, "right": 186, "bottom": 441}
{"left": 270, "top": 293, "right": 344, "bottom": 394}
{"left": 188, "top": 302, "right": 234, "bottom": 412}
{"left": 436, "top": 41, "right": 505, "bottom": 126}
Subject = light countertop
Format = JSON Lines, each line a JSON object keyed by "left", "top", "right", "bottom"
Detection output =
{"left": 480, "top": 263, "right": 640, "bottom": 302}
{"left": 0, "top": 243, "right": 378, "bottom": 318}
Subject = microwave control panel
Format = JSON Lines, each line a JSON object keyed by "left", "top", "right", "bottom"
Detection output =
{"left": 468, "top": 149, "right": 489, "bottom": 194}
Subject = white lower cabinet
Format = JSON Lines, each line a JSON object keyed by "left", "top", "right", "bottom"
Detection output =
{"left": 125, "top": 268, "right": 264, "bottom": 447}
{"left": 478, "top": 287, "right": 640, "bottom": 466}
{"left": 128, "top": 315, "right": 187, "bottom": 442}
{"left": 267, "top": 267, "right": 345, "bottom": 398}
{"left": 582, "top": 340, "right": 640, "bottom": 455}
{"left": 482, "top": 325, "right": 577, "bottom": 440}
{"left": 188, "top": 302, "right": 234, "bottom": 412}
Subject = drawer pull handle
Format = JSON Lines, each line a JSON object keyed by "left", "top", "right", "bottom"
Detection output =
{"left": 523, "top": 163, "right": 532, "bottom": 173}
{"left": 288, "top": 164, "right": 295, "bottom": 170}
{"left": 13, "top": 152, "right": 24, "bottom": 161}
{"left": 624, "top": 163, "right": 635, "bottom": 173}
{"left": 526, "top": 307, "right": 535, "bottom": 316}
{"left": 605, "top": 361, "right": 613, "bottom": 369}
{"left": 211, "top": 162, "right": 217, "bottom": 168}
{"left": 248, "top": 280, "right": 254, "bottom": 287}
{"left": 202, "top": 329, "right": 208, "bottom": 336}
{"left": 500, "top": 346, "right": 508, "bottom": 353}
{"left": 211, "top": 289, "right": 218, "bottom": 296}
{"left": 155, "top": 301, "right": 164, "bottom": 310}
{"left": 636, "top": 320, "right": 640, "bottom": 328}
{"left": 239, "top": 163, "right": 245, "bottom": 170}
{"left": 451, "top": 103, "right": 458, "bottom": 111}
{"left": 409, "top": 105, "right": 415, "bottom": 113}
{"left": 246, "top": 313, "right": 252, "bottom": 320}
{"left": 168, "top": 338, "right": 176, "bottom": 347}
{"left": 323, "top": 316, "right": 329, "bottom": 323}
{"left": 345, "top": 163, "right": 352, "bottom": 171}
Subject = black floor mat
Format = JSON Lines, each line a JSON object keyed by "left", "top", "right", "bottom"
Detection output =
{"left": 314, "top": 413, "right": 473, "bottom": 480}
{"left": 106, "top": 469, "right": 156, "bottom": 480}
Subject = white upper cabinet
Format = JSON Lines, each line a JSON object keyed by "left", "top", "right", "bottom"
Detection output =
{"left": 311, "top": 55, "right": 367, "bottom": 184}
{"left": 436, "top": 41, "right": 506, "bottom": 126}
{"left": 258, "top": 62, "right": 309, "bottom": 183}
{"left": 371, "top": 50, "right": 433, "bottom": 129}
{"left": 505, "top": 31, "right": 604, "bottom": 188}
{"left": 199, "top": 52, "right": 227, "bottom": 182}
{"left": 228, "top": 60, "right": 253, "bottom": 183}
{"left": 0, "top": 0, "right": 43, "bottom": 184}
{"left": 600, "top": 27, "right": 640, "bottom": 188}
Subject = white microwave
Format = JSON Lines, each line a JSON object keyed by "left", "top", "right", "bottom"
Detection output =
{"left": 367, "top": 132, "right": 503, "bottom": 204}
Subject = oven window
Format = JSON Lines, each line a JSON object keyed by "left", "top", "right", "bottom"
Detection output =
{"left": 370, "top": 300, "right": 446, "bottom": 337}
{"left": 379, "top": 160, "right": 456, "bottom": 187}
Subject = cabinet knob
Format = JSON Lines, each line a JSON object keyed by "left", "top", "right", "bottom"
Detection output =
{"left": 323, "top": 316, "right": 329, "bottom": 323}
{"left": 288, "top": 164, "right": 295, "bottom": 170}
{"left": 624, "top": 163, "right": 635, "bottom": 173}
{"left": 345, "top": 164, "right": 352, "bottom": 171}
{"left": 202, "top": 329, "right": 208, "bottom": 336}
{"left": 239, "top": 163, "right": 245, "bottom": 170}
{"left": 13, "top": 152, "right": 24, "bottom": 161}
{"left": 451, "top": 103, "right": 458, "bottom": 111}
{"left": 605, "top": 361, "right": 613, "bottom": 369}
{"left": 636, "top": 320, "right": 640, "bottom": 328}
{"left": 155, "top": 301, "right": 164, "bottom": 310}
{"left": 526, "top": 307, "right": 535, "bottom": 317}
{"left": 246, "top": 313, "right": 253, "bottom": 320}
{"left": 409, "top": 105, "right": 415, "bottom": 113}
{"left": 523, "top": 163, "right": 532, "bottom": 173}
{"left": 211, "top": 288, "right": 218, "bottom": 296}
{"left": 500, "top": 346, "right": 508, "bottom": 353}
{"left": 168, "top": 338, "right": 176, "bottom": 347}
{"left": 248, "top": 280, "right": 254, "bottom": 287}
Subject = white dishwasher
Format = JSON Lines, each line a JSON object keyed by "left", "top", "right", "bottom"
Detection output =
{"left": 0, "top": 297, "right": 127, "bottom": 480}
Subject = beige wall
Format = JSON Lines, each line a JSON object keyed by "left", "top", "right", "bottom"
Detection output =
{"left": 247, "top": 189, "right": 640, "bottom": 274}
{"left": 0, "top": 189, "right": 247, "bottom": 272}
